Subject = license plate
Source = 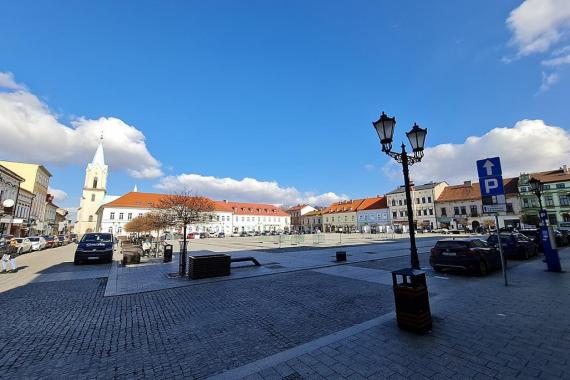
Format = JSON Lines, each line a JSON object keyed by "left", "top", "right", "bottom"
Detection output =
{"left": 442, "top": 252, "right": 456, "bottom": 256}
{"left": 88, "top": 257, "right": 99, "bottom": 260}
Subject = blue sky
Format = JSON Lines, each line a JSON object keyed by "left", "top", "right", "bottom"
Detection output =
{"left": 1, "top": 0, "right": 570, "bottom": 213}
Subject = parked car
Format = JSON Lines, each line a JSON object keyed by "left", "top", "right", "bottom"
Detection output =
{"left": 74, "top": 232, "right": 114, "bottom": 264}
{"left": 57, "top": 235, "right": 69, "bottom": 246}
{"left": 28, "top": 236, "right": 47, "bottom": 251}
{"left": 70, "top": 234, "right": 78, "bottom": 243}
{"left": 199, "top": 232, "right": 209, "bottom": 239}
{"left": 553, "top": 229, "right": 569, "bottom": 247}
{"left": 518, "top": 229, "right": 542, "bottom": 251}
{"left": 217, "top": 232, "right": 225, "bottom": 238}
{"left": 43, "top": 235, "right": 56, "bottom": 248}
{"left": 487, "top": 232, "right": 537, "bottom": 259}
{"left": 430, "top": 238, "right": 501, "bottom": 275}
{"left": 14, "top": 238, "right": 33, "bottom": 254}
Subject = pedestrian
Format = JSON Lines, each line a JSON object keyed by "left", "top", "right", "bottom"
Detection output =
{"left": 2, "top": 238, "right": 19, "bottom": 273}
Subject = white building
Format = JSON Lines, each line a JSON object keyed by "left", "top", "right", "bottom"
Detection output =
{"left": 355, "top": 196, "right": 391, "bottom": 232}
{"left": 96, "top": 193, "right": 290, "bottom": 237}
{"left": 286, "top": 204, "right": 317, "bottom": 232}
{"left": 386, "top": 182, "right": 448, "bottom": 230}
{"left": 0, "top": 164, "right": 24, "bottom": 236}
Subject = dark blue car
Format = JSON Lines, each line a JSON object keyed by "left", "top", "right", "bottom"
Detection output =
{"left": 74, "top": 233, "right": 114, "bottom": 264}
{"left": 487, "top": 232, "right": 537, "bottom": 260}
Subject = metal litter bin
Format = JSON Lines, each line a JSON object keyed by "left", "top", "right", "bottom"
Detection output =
{"left": 336, "top": 251, "right": 347, "bottom": 262}
{"left": 164, "top": 244, "right": 173, "bottom": 263}
{"left": 391, "top": 268, "right": 432, "bottom": 333}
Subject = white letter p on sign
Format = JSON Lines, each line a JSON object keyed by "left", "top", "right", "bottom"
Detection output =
{"left": 484, "top": 178, "right": 498, "bottom": 194}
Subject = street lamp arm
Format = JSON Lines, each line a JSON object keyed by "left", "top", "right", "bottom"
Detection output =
{"left": 384, "top": 150, "right": 422, "bottom": 166}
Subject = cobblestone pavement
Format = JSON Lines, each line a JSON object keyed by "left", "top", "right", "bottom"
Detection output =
{"left": 1, "top": 242, "right": 568, "bottom": 379}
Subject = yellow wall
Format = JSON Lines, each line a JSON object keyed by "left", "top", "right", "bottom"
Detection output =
{"left": 0, "top": 161, "right": 39, "bottom": 193}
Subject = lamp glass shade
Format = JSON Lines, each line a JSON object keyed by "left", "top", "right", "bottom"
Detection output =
{"left": 406, "top": 123, "right": 427, "bottom": 152}
{"left": 528, "top": 178, "right": 543, "bottom": 193}
{"left": 372, "top": 112, "right": 395, "bottom": 146}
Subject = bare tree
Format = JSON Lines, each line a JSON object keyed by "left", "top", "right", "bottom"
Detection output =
{"left": 153, "top": 191, "right": 216, "bottom": 275}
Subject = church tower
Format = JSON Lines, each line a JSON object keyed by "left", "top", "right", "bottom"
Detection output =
{"left": 76, "top": 139, "right": 108, "bottom": 236}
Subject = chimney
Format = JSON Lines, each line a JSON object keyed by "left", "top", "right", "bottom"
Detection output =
{"left": 464, "top": 180, "right": 471, "bottom": 186}
{"left": 223, "top": 200, "right": 228, "bottom": 203}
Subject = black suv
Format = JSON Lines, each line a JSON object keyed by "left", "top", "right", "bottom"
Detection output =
{"left": 74, "top": 233, "right": 114, "bottom": 264}
{"left": 430, "top": 238, "right": 501, "bottom": 275}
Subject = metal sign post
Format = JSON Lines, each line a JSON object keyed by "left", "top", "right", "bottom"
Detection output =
{"left": 495, "top": 214, "right": 508, "bottom": 286}
{"left": 477, "top": 157, "right": 508, "bottom": 286}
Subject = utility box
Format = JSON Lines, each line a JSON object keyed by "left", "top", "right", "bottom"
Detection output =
{"left": 391, "top": 268, "right": 432, "bottom": 333}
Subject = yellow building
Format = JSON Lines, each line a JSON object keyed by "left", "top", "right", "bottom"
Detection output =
{"left": 0, "top": 160, "right": 52, "bottom": 235}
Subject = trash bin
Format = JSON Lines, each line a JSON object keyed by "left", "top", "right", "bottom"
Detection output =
{"left": 391, "top": 268, "right": 432, "bottom": 333}
{"left": 164, "top": 244, "right": 173, "bottom": 263}
{"left": 336, "top": 251, "right": 347, "bottom": 262}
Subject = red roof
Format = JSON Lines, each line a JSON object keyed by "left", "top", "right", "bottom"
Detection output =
{"left": 287, "top": 204, "right": 309, "bottom": 212}
{"left": 103, "top": 192, "right": 288, "bottom": 215}
{"left": 437, "top": 178, "right": 519, "bottom": 203}
{"left": 528, "top": 168, "right": 570, "bottom": 184}
{"left": 356, "top": 197, "right": 388, "bottom": 211}
{"left": 322, "top": 199, "right": 365, "bottom": 214}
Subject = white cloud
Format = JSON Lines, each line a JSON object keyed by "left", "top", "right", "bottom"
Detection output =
{"left": 64, "top": 207, "right": 78, "bottom": 223}
{"left": 364, "top": 164, "right": 375, "bottom": 171}
{"left": 0, "top": 72, "right": 25, "bottom": 91}
{"left": 538, "top": 71, "right": 560, "bottom": 93}
{"left": 155, "top": 173, "right": 348, "bottom": 206}
{"left": 0, "top": 72, "right": 162, "bottom": 178}
{"left": 507, "top": 0, "right": 570, "bottom": 56}
{"left": 48, "top": 187, "right": 68, "bottom": 202}
{"left": 542, "top": 53, "right": 570, "bottom": 66}
{"left": 383, "top": 120, "right": 570, "bottom": 186}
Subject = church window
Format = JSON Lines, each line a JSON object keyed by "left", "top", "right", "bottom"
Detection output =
{"left": 93, "top": 177, "right": 98, "bottom": 188}
{"left": 88, "top": 215, "right": 93, "bottom": 222}
{"left": 91, "top": 194, "right": 95, "bottom": 202}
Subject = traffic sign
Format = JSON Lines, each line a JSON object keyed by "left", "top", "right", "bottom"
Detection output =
{"left": 477, "top": 157, "right": 506, "bottom": 214}
{"left": 476, "top": 157, "right": 502, "bottom": 178}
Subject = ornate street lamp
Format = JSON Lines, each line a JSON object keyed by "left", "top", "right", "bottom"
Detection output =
{"left": 373, "top": 112, "right": 427, "bottom": 269}
{"left": 528, "top": 177, "right": 562, "bottom": 272}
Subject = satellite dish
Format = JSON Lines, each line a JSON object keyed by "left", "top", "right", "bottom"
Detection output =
{"left": 2, "top": 199, "right": 15, "bottom": 208}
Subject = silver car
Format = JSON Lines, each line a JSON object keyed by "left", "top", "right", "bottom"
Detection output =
{"left": 15, "top": 238, "right": 33, "bottom": 254}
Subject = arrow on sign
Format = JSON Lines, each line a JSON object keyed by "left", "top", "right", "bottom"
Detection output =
{"left": 482, "top": 160, "right": 494, "bottom": 176}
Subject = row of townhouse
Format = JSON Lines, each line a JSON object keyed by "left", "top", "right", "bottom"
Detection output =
{"left": 0, "top": 161, "right": 68, "bottom": 237}
{"left": 95, "top": 191, "right": 291, "bottom": 237}
{"left": 287, "top": 164, "right": 570, "bottom": 233}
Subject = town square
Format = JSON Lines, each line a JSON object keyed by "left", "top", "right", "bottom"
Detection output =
{"left": 1, "top": 1, "right": 570, "bottom": 379}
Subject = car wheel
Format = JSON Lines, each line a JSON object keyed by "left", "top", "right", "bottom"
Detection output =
{"left": 74, "top": 259, "right": 81, "bottom": 265}
{"left": 478, "top": 261, "right": 488, "bottom": 276}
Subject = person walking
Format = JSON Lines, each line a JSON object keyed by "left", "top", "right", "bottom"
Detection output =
{"left": 2, "top": 237, "right": 19, "bottom": 273}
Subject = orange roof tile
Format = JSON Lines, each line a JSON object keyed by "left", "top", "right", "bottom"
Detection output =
{"left": 529, "top": 168, "right": 570, "bottom": 184}
{"left": 287, "top": 204, "right": 309, "bottom": 212}
{"left": 222, "top": 201, "right": 289, "bottom": 216}
{"left": 437, "top": 178, "right": 519, "bottom": 203}
{"left": 322, "top": 199, "right": 365, "bottom": 214}
{"left": 356, "top": 197, "right": 388, "bottom": 211}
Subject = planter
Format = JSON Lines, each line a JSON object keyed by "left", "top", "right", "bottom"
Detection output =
{"left": 188, "top": 254, "right": 231, "bottom": 279}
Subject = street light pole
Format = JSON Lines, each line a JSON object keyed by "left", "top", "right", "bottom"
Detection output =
{"left": 373, "top": 113, "right": 427, "bottom": 270}
{"left": 401, "top": 144, "right": 420, "bottom": 269}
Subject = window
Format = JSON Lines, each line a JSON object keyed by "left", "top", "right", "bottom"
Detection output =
{"left": 91, "top": 194, "right": 95, "bottom": 202}
{"left": 117, "top": 226, "right": 122, "bottom": 233}
{"left": 506, "top": 203, "right": 514, "bottom": 213}
{"left": 545, "top": 195, "right": 555, "bottom": 207}
{"left": 523, "top": 198, "right": 530, "bottom": 208}
{"left": 92, "top": 177, "right": 98, "bottom": 188}
{"left": 391, "top": 200, "right": 396, "bottom": 206}
{"left": 560, "top": 195, "right": 570, "bottom": 206}
{"left": 470, "top": 205, "right": 478, "bottom": 216}
{"left": 108, "top": 227, "right": 113, "bottom": 233}
{"left": 454, "top": 207, "right": 460, "bottom": 215}
{"left": 429, "top": 208, "right": 433, "bottom": 215}
{"left": 399, "top": 211, "right": 404, "bottom": 217}
{"left": 556, "top": 183, "right": 565, "bottom": 189}
{"left": 543, "top": 185, "right": 550, "bottom": 190}
{"left": 398, "top": 200, "right": 403, "bottom": 206}
{"left": 128, "top": 213, "right": 132, "bottom": 220}
{"left": 548, "top": 214, "right": 558, "bottom": 225}
{"left": 392, "top": 212, "right": 397, "bottom": 218}
{"left": 88, "top": 215, "right": 93, "bottom": 222}
{"left": 441, "top": 207, "right": 447, "bottom": 216}
{"left": 423, "top": 209, "right": 427, "bottom": 216}
{"left": 428, "top": 196, "right": 432, "bottom": 203}
{"left": 421, "top": 197, "right": 426, "bottom": 204}
{"left": 416, "top": 198, "right": 420, "bottom": 204}
{"left": 459, "top": 206, "right": 466, "bottom": 215}
{"left": 332, "top": 217, "right": 335, "bottom": 222}
{"left": 119, "top": 213, "right": 124, "bottom": 220}
{"left": 417, "top": 210, "right": 421, "bottom": 216}
{"left": 138, "top": 213, "right": 142, "bottom": 217}
{"left": 110, "top": 212, "right": 115, "bottom": 220}
{"left": 241, "top": 217, "right": 244, "bottom": 222}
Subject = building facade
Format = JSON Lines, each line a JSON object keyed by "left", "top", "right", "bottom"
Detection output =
{"left": 44, "top": 196, "right": 58, "bottom": 236}
{"left": 300, "top": 210, "right": 323, "bottom": 233}
{"left": 387, "top": 182, "right": 448, "bottom": 230}
{"left": 0, "top": 160, "right": 52, "bottom": 235}
{"left": 518, "top": 166, "right": 570, "bottom": 226}
{"left": 76, "top": 142, "right": 109, "bottom": 236}
{"left": 97, "top": 192, "right": 290, "bottom": 237}
{"left": 322, "top": 199, "right": 365, "bottom": 232}
{"left": 286, "top": 204, "right": 317, "bottom": 232}
{"left": 355, "top": 196, "right": 390, "bottom": 232}
{"left": 435, "top": 179, "right": 522, "bottom": 230}
{"left": 0, "top": 164, "right": 24, "bottom": 236}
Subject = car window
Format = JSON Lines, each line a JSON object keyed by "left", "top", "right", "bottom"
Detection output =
{"left": 16, "top": 238, "right": 23, "bottom": 243}
{"left": 81, "top": 234, "right": 113, "bottom": 243}
{"left": 435, "top": 241, "right": 469, "bottom": 249}
{"left": 28, "top": 237, "right": 39, "bottom": 242}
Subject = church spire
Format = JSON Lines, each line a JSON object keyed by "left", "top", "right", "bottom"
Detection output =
{"left": 91, "top": 134, "right": 105, "bottom": 166}
{"left": 133, "top": 184, "right": 138, "bottom": 192}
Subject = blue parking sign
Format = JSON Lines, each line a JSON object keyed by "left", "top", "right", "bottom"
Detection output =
{"left": 477, "top": 157, "right": 502, "bottom": 178}
{"left": 479, "top": 175, "right": 505, "bottom": 196}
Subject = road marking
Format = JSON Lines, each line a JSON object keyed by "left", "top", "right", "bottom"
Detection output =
{"left": 433, "top": 276, "right": 449, "bottom": 280}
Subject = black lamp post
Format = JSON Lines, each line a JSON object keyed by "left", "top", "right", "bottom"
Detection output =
{"left": 373, "top": 112, "right": 427, "bottom": 270}
{"left": 528, "top": 178, "right": 544, "bottom": 211}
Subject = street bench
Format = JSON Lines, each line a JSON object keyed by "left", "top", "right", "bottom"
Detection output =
{"left": 188, "top": 254, "right": 231, "bottom": 279}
